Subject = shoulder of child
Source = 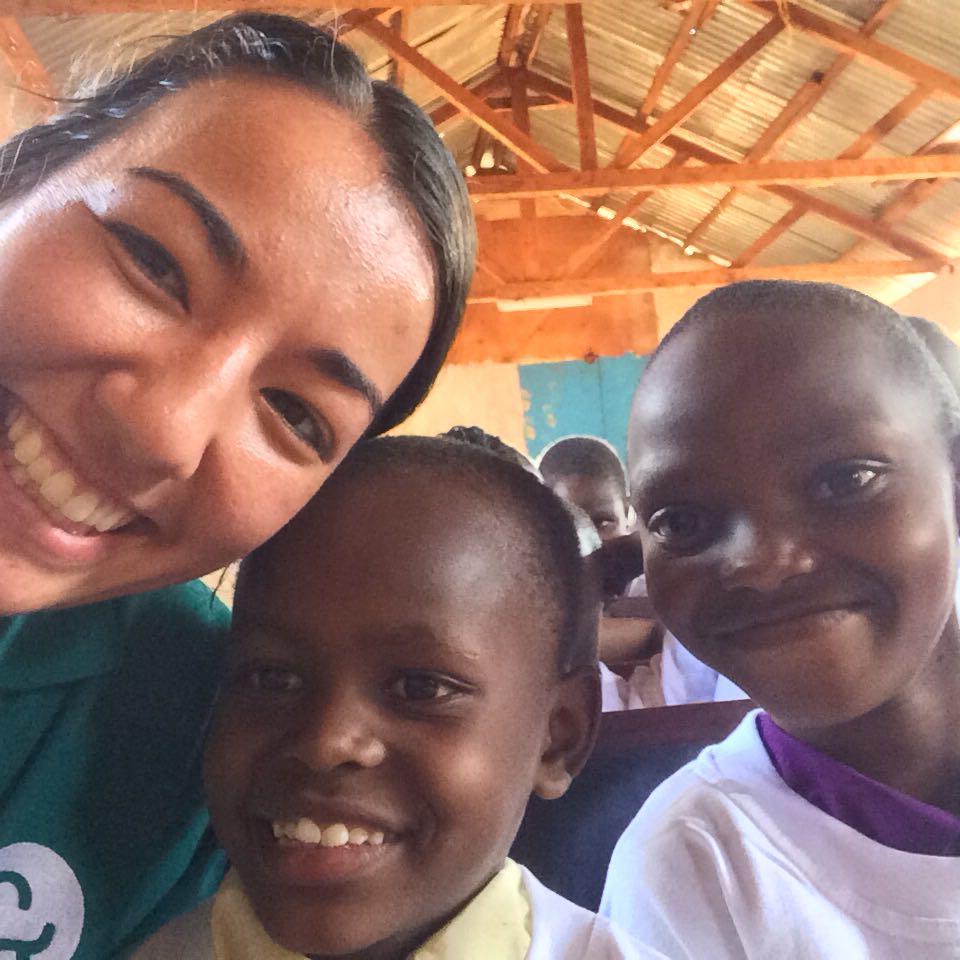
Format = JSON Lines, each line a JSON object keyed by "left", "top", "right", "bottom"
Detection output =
{"left": 129, "top": 898, "right": 215, "bottom": 959}
{"left": 520, "top": 867, "right": 668, "bottom": 959}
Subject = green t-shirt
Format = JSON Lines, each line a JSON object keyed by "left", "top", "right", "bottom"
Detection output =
{"left": 0, "top": 580, "right": 230, "bottom": 958}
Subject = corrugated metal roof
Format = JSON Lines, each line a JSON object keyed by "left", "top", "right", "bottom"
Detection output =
{"left": 5, "top": 0, "right": 960, "bottom": 308}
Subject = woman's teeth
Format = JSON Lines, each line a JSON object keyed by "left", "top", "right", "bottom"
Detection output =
{"left": 271, "top": 818, "right": 386, "bottom": 848}
{"left": 6, "top": 409, "right": 134, "bottom": 533}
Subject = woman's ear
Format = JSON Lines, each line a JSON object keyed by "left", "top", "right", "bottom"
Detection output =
{"left": 533, "top": 666, "right": 601, "bottom": 801}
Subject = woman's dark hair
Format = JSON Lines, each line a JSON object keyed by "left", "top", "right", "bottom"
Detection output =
{"left": 0, "top": 13, "right": 475, "bottom": 433}
{"left": 243, "top": 433, "right": 600, "bottom": 673}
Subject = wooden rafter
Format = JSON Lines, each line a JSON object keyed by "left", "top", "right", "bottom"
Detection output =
{"left": 387, "top": 10, "right": 407, "bottom": 90}
{"left": 611, "top": 0, "right": 719, "bottom": 167}
{"left": 558, "top": 152, "right": 689, "bottom": 278}
{"left": 565, "top": 4, "right": 597, "bottom": 170}
{"left": 0, "top": 17, "right": 53, "bottom": 105}
{"left": 360, "top": 17, "right": 567, "bottom": 172}
{"left": 614, "top": 16, "right": 783, "bottom": 170}
{"left": 430, "top": 74, "right": 506, "bottom": 127}
{"left": 740, "top": 1, "right": 960, "bottom": 101}
{"left": 469, "top": 258, "right": 943, "bottom": 304}
{"left": 523, "top": 70, "right": 953, "bottom": 264}
{"left": 682, "top": 0, "right": 912, "bottom": 252}
{"left": 468, "top": 153, "right": 960, "bottom": 198}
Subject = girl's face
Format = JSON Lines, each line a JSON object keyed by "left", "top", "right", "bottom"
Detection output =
{"left": 0, "top": 76, "right": 435, "bottom": 613}
{"left": 205, "top": 470, "right": 581, "bottom": 957}
{"left": 630, "top": 313, "right": 959, "bottom": 731}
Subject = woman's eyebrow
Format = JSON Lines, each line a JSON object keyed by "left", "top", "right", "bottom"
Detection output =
{"left": 309, "top": 348, "right": 383, "bottom": 418}
{"left": 128, "top": 165, "right": 246, "bottom": 268}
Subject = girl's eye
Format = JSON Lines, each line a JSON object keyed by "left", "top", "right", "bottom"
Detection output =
{"left": 106, "top": 221, "right": 189, "bottom": 310}
{"left": 814, "top": 463, "right": 883, "bottom": 501}
{"left": 261, "top": 388, "right": 333, "bottom": 460}
{"left": 647, "top": 505, "right": 709, "bottom": 549}
{"left": 240, "top": 666, "right": 303, "bottom": 694}
{"left": 388, "top": 672, "right": 464, "bottom": 703}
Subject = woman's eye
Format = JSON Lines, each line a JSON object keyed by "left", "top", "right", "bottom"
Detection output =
{"left": 647, "top": 505, "right": 708, "bottom": 548}
{"left": 389, "top": 672, "right": 463, "bottom": 703}
{"left": 261, "top": 388, "right": 332, "bottom": 460}
{"left": 240, "top": 666, "right": 303, "bottom": 694}
{"left": 814, "top": 464, "right": 882, "bottom": 500}
{"left": 106, "top": 221, "right": 189, "bottom": 309}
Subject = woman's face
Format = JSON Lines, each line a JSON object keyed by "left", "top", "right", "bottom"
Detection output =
{"left": 0, "top": 76, "right": 436, "bottom": 614}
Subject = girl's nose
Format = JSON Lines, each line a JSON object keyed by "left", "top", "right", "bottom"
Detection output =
{"left": 93, "top": 337, "right": 254, "bottom": 486}
{"left": 285, "top": 693, "right": 387, "bottom": 773}
{"left": 719, "top": 515, "right": 816, "bottom": 591}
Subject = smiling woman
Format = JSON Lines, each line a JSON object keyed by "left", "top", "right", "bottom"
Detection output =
{"left": 0, "top": 14, "right": 474, "bottom": 960}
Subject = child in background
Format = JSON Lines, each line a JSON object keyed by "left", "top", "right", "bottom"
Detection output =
{"left": 601, "top": 280, "right": 960, "bottom": 958}
{"left": 539, "top": 436, "right": 636, "bottom": 543}
{"left": 135, "top": 434, "right": 662, "bottom": 960}
{"left": 540, "top": 435, "right": 744, "bottom": 708}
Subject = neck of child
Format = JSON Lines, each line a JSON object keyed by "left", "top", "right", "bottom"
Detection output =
{"left": 779, "top": 614, "right": 960, "bottom": 814}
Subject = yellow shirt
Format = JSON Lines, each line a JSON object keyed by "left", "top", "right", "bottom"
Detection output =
{"left": 210, "top": 859, "right": 533, "bottom": 960}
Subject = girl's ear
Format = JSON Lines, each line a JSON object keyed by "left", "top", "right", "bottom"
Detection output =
{"left": 532, "top": 666, "right": 601, "bottom": 801}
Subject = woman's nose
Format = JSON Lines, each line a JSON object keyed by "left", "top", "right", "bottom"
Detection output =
{"left": 719, "top": 515, "right": 815, "bottom": 591}
{"left": 284, "top": 693, "right": 387, "bottom": 773}
{"left": 93, "top": 337, "right": 254, "bottom": 486}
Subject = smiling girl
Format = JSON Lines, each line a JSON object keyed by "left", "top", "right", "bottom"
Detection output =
{"left": 134, "top": 434, "right": 663, "bottom": 960}
{"left": 0, "top": 15, "right": 473, "bottom": 959}
{"left": 601, "top": 281, "right": 960, "bottom": 958}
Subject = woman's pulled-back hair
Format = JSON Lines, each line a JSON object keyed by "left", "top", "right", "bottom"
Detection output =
{"left": 0, "top": 13, "right": 475, "bottom": 433}
{"left": 254, "top": 433, "right": 600, "bottom": 673}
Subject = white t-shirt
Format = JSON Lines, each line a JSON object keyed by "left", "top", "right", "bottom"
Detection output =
{"left": 600, "top": 710, "right": 960, "bottom": 959}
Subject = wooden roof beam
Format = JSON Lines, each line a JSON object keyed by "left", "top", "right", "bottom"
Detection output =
{"left": 470, "top": 258, "right": 944, "bottom": 304}
{"left": 387, "top": 10, "right": 407, "bottom": 90}
{"left": 614, "top": 16, "right": 783, "bottom": 170}
{"left": 430, "top": 73, "right": 507, "bottom": 127}
{"left": 682, "top": 0, "right": 911, "bottom": 251}
{"left": 740, "top": 0, "right": 960, "bottom": 100}
{"left": 360, "top": 18, "right": 566, "bottom": 172}
{"left": 521, "top": 70, "right": 948, "bottom": 264}
{"left": 611, "top": 0, "right": 720, "bottom": 167}
{"left": 0, "top": 17, "right": 54, "bottom": 108}
{"left": 468, "top": 153, "right": 960, "bottom": 198}
{"left": 564, "top": 4, "right": 597, "bottom": 170}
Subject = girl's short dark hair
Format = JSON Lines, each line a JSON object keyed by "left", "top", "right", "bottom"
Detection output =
{"left": 0, "top": 13, "right": 475, "bottom": 433}
{"left": 245, "top": 433, "right": 600, "bottom": 673}
{"left": 642, "top": 280, "right": 960, "bottom": 446}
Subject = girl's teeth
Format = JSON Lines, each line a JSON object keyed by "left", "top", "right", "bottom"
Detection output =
{"left": 272, "top": 819, "right": 384, "bottom": 847}
{"left": 347, "top": 827, "right": 369, "bottom": 845}
{"left": 296, "top": 818, "right": 323, "bottom": 844}
{"left": 321, "top": 824, "right": 350, "bottom": 848}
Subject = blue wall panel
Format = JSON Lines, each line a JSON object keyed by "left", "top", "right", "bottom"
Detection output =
{"left": 519, "top": 353, "right": 649, "bottom": 464}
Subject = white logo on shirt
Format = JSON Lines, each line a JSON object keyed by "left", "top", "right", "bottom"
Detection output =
{"left": 0, "top": 844, "right": 83, "bottom": 959}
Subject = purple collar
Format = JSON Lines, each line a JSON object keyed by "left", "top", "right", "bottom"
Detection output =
{"left": 757, "top": 712, "right": 960, "bottom": 857}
